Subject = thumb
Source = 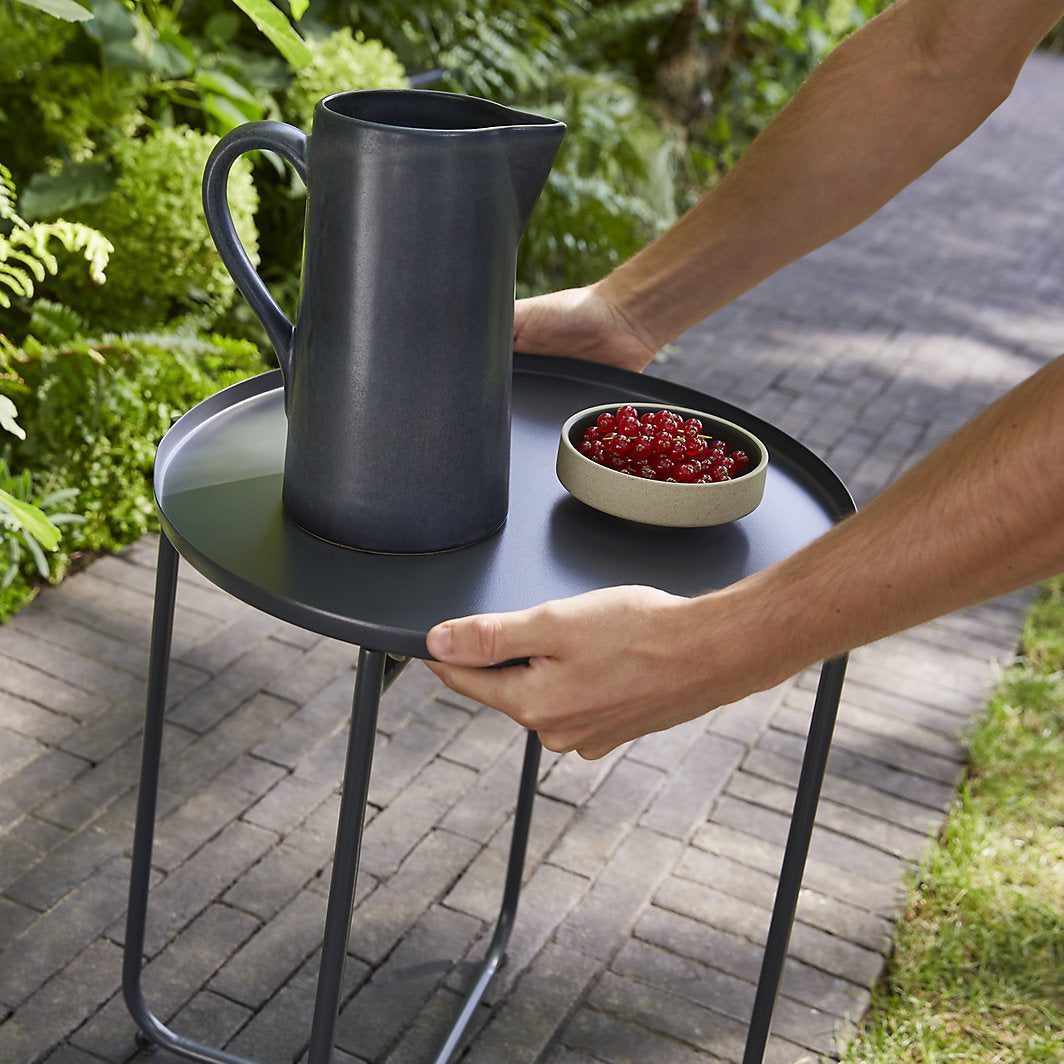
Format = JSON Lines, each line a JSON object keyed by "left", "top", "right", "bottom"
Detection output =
{"left": 426, "top": 608, "right": 544, "bottom": 667}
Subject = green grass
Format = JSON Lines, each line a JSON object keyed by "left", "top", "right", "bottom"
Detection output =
{"left": 836, "top": 578, "right": 1064, "bottom": 1064}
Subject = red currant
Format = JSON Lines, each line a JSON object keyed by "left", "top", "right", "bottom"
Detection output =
{"left": 631, "top": 435, "right": 655, "bottom": 461}
{"left": 685, "top": 436, "right": 708, "bottom": 460}
{"left": 577, "top": 404, "right": 754, "bottom": 485}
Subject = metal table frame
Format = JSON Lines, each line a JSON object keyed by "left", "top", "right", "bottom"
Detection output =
{"left": 122, "top": 355, "right": 853, "bottom": 1064}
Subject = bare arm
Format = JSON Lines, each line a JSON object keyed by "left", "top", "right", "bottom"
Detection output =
{"left": 427, "top": 0, "right": 1064, "bottom": 758}
{"left": 426, "top": 354, "right": 1064, "bottom": 758}
{"left": 516, "top": 0, "right": 1064, "bottom": 368}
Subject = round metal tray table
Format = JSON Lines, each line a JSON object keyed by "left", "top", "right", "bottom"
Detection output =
{"left": 123, "top": 354, "right": 854, "bottom": 1064}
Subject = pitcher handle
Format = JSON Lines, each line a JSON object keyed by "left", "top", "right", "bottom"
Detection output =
{"left": 202, "top": 121, "right": 308, "bottom": 388}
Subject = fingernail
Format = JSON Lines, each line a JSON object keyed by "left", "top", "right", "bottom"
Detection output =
{"left": 427, "top": 624, "right": 452, "bottom": 659}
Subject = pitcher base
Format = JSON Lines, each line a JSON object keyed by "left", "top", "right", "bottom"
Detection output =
{"left": 289, "top": 514, "right": 508, "bottom": 556}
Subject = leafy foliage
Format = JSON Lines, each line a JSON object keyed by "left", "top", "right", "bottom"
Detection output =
{"left": 10, "top": 0, "right": 93, "bottom": 20}
{"left": 1, "top": 330, "right": 266, "bottom": 557}
{"left": 517, "top": 70, "right": 679, "bottom": 291}
{"left": 0, "top": 454, "right": 82, "bottom": 585}
{"left": 0, "top": 334, "right": 73, "bottom": 613}
{"left": 285, "top": 26, "right": 409, "bottom": 128}
{"left": 0, "top": 163, "right": 112, "bottom": 312}
{"left": 40, "top": 126, "right": 259, "bottom": 331}
{"left": 347, "top": 0, "right": 586, "bottom": 98}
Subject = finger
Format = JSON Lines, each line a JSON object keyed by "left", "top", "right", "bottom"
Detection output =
{"left": 425, "top": 604, "right": 558, "bottom": 667}
{"left": 424, "top": 657, "right": 532, "bottom": 713}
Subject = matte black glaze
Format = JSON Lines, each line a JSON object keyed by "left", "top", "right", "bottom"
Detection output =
{"left": 202, "top": 90, "right": 565, "bottom": 553}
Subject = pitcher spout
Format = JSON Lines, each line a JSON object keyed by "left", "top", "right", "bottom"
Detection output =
{"left": 506, "top": 117, "right": 566, "bottom": 229}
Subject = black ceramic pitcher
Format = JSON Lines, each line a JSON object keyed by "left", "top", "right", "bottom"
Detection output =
{"left": 202, "top": 90, "right": 564, "bottom": 553}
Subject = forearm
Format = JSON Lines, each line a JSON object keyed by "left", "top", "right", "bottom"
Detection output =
{"left": 425, "top": 358, "right": 1064, "bottom": 757}
{"left": 699, "top": 355, "right": 1064, "bottom": 685}
{"left": 601, "top": 0, "right": 1060, "bottom": 351}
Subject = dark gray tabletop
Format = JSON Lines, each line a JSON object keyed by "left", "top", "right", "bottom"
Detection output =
{"left": 155, "top": 354, "right": 853, "bottom": 658}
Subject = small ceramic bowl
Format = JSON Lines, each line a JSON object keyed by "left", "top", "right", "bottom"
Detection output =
{"left": 556, "top": 402, "right": 769, "bottom": 527}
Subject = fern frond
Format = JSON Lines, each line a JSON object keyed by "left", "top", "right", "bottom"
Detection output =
{"left": 0, "top": 165, "right": 24, "bottom": 227}
{"left": 0, "top": 195, "right": 112, "bottom": 309}
{"left": 3, "top": 240, "right": 57, "bottom": 281}
{"left": 0, "top": 262, "right": 37, "bottom": 305}
{"left": 26, "top": 300, "right": 89, "bottom": 346}
{"left": 572, "top": 0, "right": 686, "bottom": 54}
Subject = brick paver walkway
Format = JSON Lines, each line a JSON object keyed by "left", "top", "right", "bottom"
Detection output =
{"left": 1, "top": 49, "right": 1062, "bottom": 1064}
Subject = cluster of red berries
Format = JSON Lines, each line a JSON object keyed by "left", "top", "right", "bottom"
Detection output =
{"left": 576, "top": 405, "right": 751, "bottom": 483}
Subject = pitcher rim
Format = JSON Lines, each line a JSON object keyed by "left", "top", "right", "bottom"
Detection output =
{"left": 317, "top": 88, "right": 566, "bottom": 134}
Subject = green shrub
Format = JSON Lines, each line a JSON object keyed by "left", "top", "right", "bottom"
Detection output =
{"left": 284, "top": 27, "right": 409, "bottom": 129}
{"left": 0, "top": 3, "right": 147, "bottom": 180}
{"left": 0, "top": 1, "right": 78, "bottom": 83}
{"left": 1, "top": 330, "right": 266, "bottom": 558}
{"left": 519, "top": 70, "right": 680, "bottom": 291}
{"left": 346, "top": 0, "right": 587, "bottom": 99}
{"left": 29, "top": 62, "right": 150, "bottom": 166}
{"left": 42, "top": 126, "right": 259, "bottom": 332}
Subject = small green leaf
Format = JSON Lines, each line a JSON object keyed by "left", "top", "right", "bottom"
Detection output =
{"left": 194, "top": 70, "right": 260, "bottom": 105}
{"left": 12, "top": 0, "right": 94, "bottom": 21}
{"left": 0, "top": 489, "right": 61, "bottom": 552}
{"left": 19, "top": 163, "right": 115, "bottom": 222}
{"left": 194, "top": 71, "right": 267, "bottom": 126}
{"left": 82, "top": 0, "right": 137, "bottom": 43}
{"left": 202, "top": 93, "right": 262, "bottom": 134}
{"left": 228, "top": 0, "right": 311, "bottom": 66}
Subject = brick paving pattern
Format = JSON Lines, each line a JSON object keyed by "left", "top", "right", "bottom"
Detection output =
{"left": 1, "top": 50, "right": 1062, "bottom": 1064}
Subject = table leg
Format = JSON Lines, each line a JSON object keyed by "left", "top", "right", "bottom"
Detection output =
{"left": 742, "top": 653, "right": 849, "bottom": 1064}
{"left": 432, "top": 728, "right": 542, "bottom": 1064}
{"left": 122, "top": 531, "right": 187, "bottom": 1056}
{"left": 122, "top": 545, "right": 537, "bottom": 1064}
{"left": 124, "top": 534, "right": 273, "bottom": 1063}
{"left": 121, "top": 540, "right": 391, "bottom": 1064}
{"left": 306, "top": 647, "right": 386, "bottom": 1064}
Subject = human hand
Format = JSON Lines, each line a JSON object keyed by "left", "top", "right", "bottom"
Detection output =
{"left": 514, "top": 285, "right": 657, "bottom": 373}
{"left": 424, "top": 585, "right": 771, "bottom": 759}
